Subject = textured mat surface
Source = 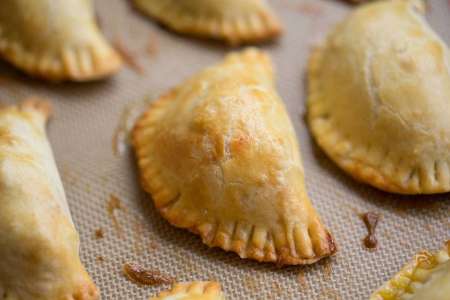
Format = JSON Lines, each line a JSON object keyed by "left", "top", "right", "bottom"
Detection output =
{"left": 0, "top": 0, "right": 448, "bottom": 299}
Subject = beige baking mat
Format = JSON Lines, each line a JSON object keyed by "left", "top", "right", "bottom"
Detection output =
{"left": 0, "top": 0, "right": 449, "bottom": 299}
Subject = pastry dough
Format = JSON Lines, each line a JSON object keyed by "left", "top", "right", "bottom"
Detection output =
{"left": 371, "top": 241, "right": 450, "bottom": 300}
{"left": 0, "top": 99, "right": 99, "bottom": 299}
{"left": 150, "top": 281, "right": 225, "bottom": 300}
{"left": 0, "top": 0, "right": 122, "bottom": 81}
{"left": 133, "top": 48, "right": 336, "bottom": 265}
{"left": 133, "top": 0, "right": 282, "bottom": 46}
{"left": 307, "top": 0, "right": 450, "bottom": 194}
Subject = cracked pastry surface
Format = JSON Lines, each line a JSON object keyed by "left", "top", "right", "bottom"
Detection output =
{"left": 132, "top": 48, "right": 336, "bottom": 265}
{"left": 371, "top": 241, "right": 450, "bottom": 300}
{"left": 0, "top": 99, "right": 99, "bottom": 300}
{"left": 307, "top": 0, "right": 450, "bottom": 194}
{"left": 150, "top": 281, "right": 225, "bottom": 300}
{"left": 0, "top": 0, "right": 122, "bottom": 81}
{"left": 133, "top": 0, "right": 282, "bottom": 46}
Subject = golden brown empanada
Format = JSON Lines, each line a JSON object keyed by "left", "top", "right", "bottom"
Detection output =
{"left": 150, "top": 281, "right": 225, "bottom": 300}
{"left": 133, "top": 48, "right": 336, "bottom": 265}
{"left": 307, "top": 0, "right": 450, "bottom": 194}
{"left": 133, "top": 0, "right": 282, "bottom": 46}
{"left": 0, "top": 0, "right": 122, "bottom": 81}
{"left": 371, "top": 241, "right": 450, "bottom": 300}
{"left": 0, "top": 99, "right": 99, "bottom": 299}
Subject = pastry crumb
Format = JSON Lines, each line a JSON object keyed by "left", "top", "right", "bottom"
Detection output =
{"left": 107, "top": 194, "right": 126, "bottom": 237}
{"left": 133, "top": 220, "right": 144, "bottom": 255}
{"left": 297, "top": 270, "right": 308, "bottom": 290}
{"left": 94, "top": 228, "right": 104, "bottom": 239}
{"left": 96, "top": 256, "right": 105, "bottom": 263}
{"left": 123, "top": 263, "right": 175, "bottom": 286}
{"left": 323, "top": 260, "right": 333, "bottom": 280}
{"left": 360, "top": 212, "right": 380, "bottom": 251}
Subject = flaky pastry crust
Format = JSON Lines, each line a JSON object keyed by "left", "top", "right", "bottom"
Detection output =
{"left": 0, "top": 0, "right": 122, "bottom": 81}
{"left": 0, "top": 99, "right": 99, "bottom": 299}
{"left": 371, "top": 241, "right": 450, "bottom": 300}
{"left": 133, "top": 0, "right": 282, "bottom": 46}
{"left": 307, "top": 0, "right": 450, "bottom": 194}
{"left": 150, "top": 281, "right": 225, "bottom": 300}
{"left": 133, "top": 48, "right": 336, "bottom": 265}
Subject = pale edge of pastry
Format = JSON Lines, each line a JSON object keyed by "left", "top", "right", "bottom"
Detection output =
{"left": 133, "top": 0, "right": 282, "bottom": 46}
{"left": 150, "top": 281, "right": 225, "bottom": 300}
{"left": 132, "top": 48, "right": 336, "bottom": 265}
{"left": 0, "top": 99, "right": 99, "bottom": 299}
{"left": 307, "top": 0, "right": 450, "bottom": 194}
{"left": 0, "top": 0, "right": 122, "bottom": 81}
{"left": 370, "top": 241, "right": 450, "bottom": 300}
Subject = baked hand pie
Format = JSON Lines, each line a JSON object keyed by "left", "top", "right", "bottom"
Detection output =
{"left": 132, "top": 48, "right": 336, "bottom": 265}
{"left": 132, "top": 0, "right": 282, "bottom": 46}
{"left": 0, "top": 99, "right": 99, "bottom": 299}
{"left": 371, "top": 241, "right": 450, "bottom": 300}
{"left": 307, "top": 0, "right": 450, "bottom": 194}
{"left": 0, "top": 0, "right": 122, "bottom": 81}
{"left": 149, "top": 281, "right": 225, "bottom": 300}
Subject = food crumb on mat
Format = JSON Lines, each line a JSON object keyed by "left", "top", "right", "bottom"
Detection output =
{"left": 94, "top": 228, "right": 104, "bottom": 239}
{"left": 297, "top": 270, "right": 308, "bottom": 290}
{"left": 123, "top": 263, "right": 175, "bottom": 286}
{"left": 107, "top": 194, "right": 126, "bottom": 237}
{"left": 360, "top": 212, "right": 380, "bottom": 251}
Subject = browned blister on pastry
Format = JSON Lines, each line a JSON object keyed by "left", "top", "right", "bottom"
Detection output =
{"left": 133, "top": 0, "right": 282, "bottom": 46}
{"left": 133, "top": 48, "right": 336, "bottom": 265}
{"left": 150, "top": 281, "right": 225, "bottom": 300}
{"left": 307, "top": 0, "right": 450, "bottom": 194}
{"left": 0, "top": 99, "right": 99, "bottom": 299}
{"left": 371, "top": 241, "right": 450, "bottom": 300}
{"left": 0, "top": 0, "right": 122, "bottom": 81}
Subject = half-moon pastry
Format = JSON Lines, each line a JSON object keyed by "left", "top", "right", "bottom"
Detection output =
{"left": 0, "top": 99, "right": 99, "bottom": 299}
{"left": 133, "top": 0, "right": 282, "bottom": 46}
{"left": 0, "top": 0, "right": 122, "bottom": 81}
{"left": 150, "top": 281, "right": 225, "bottom": 300}
{"left": 307, "top": 0, "right": 450, "bottom": 194}
{"left": 133, "top": 48, "right": 336, "bottom": 265}
{"left": 371, "top": 241, "right": 450, "bottom": 300}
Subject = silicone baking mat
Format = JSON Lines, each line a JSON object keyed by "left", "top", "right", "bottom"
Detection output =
{"left": 0, "top": 0, "right": 448, "bottom": 299}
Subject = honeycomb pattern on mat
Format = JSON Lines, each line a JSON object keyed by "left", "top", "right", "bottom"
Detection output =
{"left": 0, "top": 0, "right": 448, "bottom": 299}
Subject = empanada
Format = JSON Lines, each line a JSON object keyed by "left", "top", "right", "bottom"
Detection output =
{"left": 0, "top": 0, "right": 122, "bottom": 81}
{"left": 150, "top": 281, "right": 225, "bottom": 300}
{"left": 371, "top": 241, "right": 450, "bottom": 300}
{"left": 133, "top": 48, "right": 336, "bottom": 265}
{"left": 307, "top": 0, "right": 450, "bottom": 194}
{"left": 0, "top": 99, "right": 98, "bottom": 299}
{"left": 133, "top": 0, "right": 282, "bottom": 46}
